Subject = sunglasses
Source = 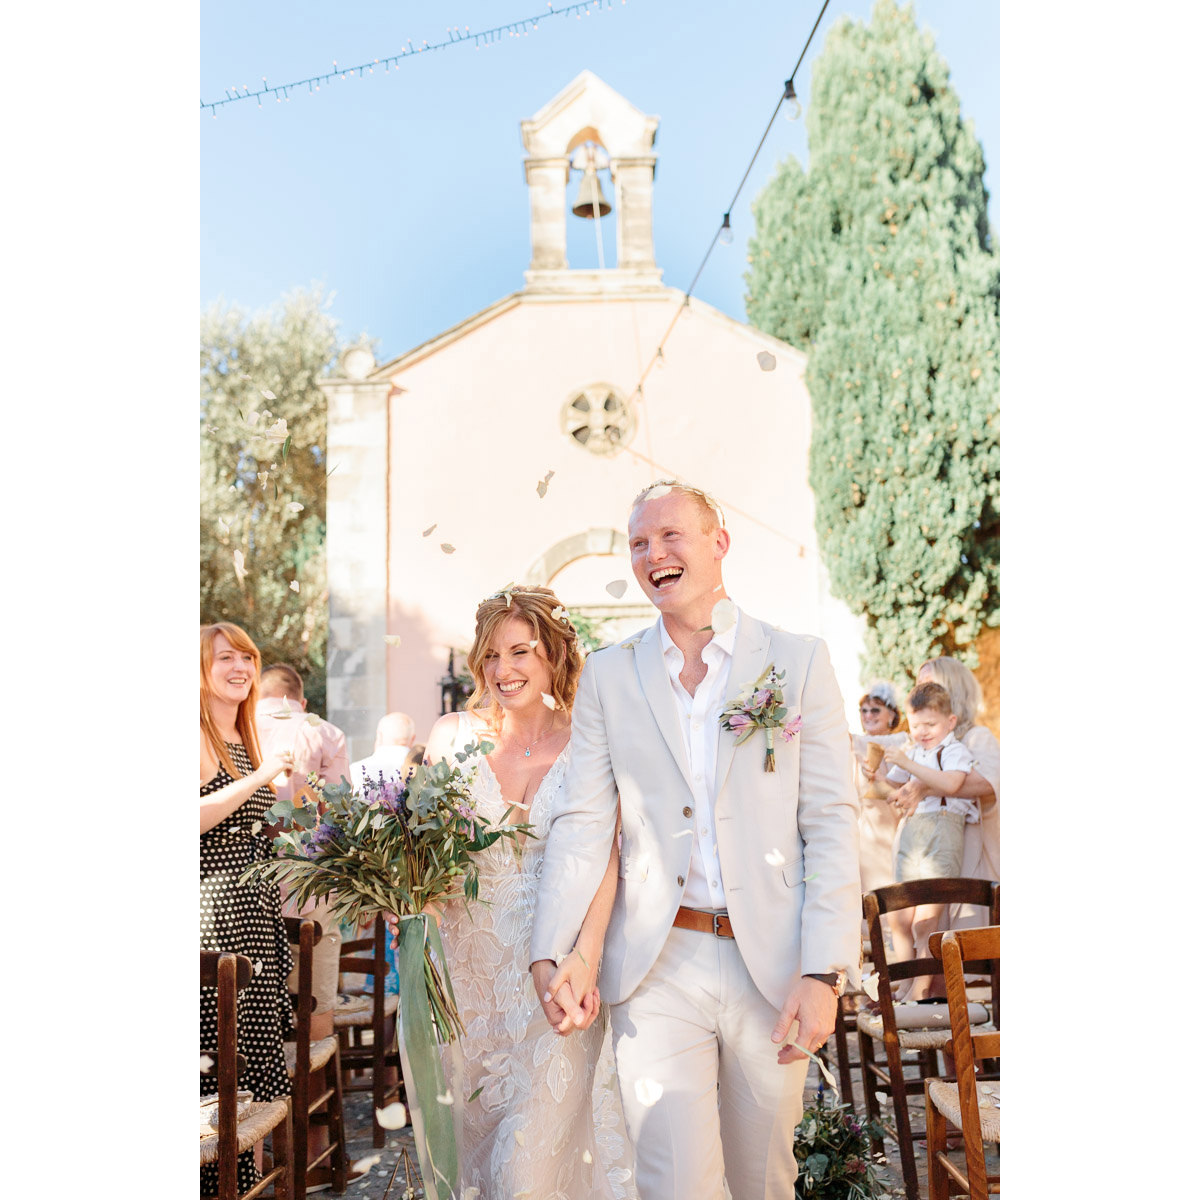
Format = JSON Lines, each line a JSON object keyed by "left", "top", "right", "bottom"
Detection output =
{"left": 860, "top": 706, "right": 887, "bottom": 715}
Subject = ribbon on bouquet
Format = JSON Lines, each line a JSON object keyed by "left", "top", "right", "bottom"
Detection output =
{"left": 394, "top": 915, "right": 465, "bottom": 1200}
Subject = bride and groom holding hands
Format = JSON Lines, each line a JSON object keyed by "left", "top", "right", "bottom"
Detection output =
{"left": 420, "top": 478, "right": 862, "bottom": 1200}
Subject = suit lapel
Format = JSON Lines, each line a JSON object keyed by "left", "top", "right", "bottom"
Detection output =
{"left": 632, "top": 629, "right": 692, "bottom": 786}
{"left": 713, "top": 615, "right": 772, "bottom": 802}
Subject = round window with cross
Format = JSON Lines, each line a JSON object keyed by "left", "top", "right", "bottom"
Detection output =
{"left": 560, "top": 384, "right": 635, "bottom": 456}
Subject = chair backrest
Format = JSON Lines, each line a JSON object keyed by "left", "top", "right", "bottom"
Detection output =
{"left": 284, "top": 917, "right": 322, "bottom": 1053}
{"left": 338, "top": 913, "right": 388, "bottom": 1030}
{"left": 930, "top": 926, "right": 1000, "bottom": 1198}
{"left": 200, "top": 950, "right": 253, "bottom": 1199}
{"left": 862, "top": 878, "right": 999, "bottom": 1029}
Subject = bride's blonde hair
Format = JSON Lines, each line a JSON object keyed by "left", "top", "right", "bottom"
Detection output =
{"left": 464, "top": 586, "right": 584, "bottom": 725}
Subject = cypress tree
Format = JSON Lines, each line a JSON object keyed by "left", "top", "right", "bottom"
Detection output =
{"left": 746, "top": 0, "right": 999, "bottom": 684}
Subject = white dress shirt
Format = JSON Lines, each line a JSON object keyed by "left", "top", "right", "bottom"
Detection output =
{"left": 658, "top": 611, "right": 739, "bottom": 910}
{"left": 886, "top": 732, "right": 978, "bottom": 821}
{"left": 349, "top": 744, "right": 415, "bottom": 793}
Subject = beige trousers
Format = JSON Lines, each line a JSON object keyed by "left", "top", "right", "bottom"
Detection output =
{"left": 610, "top": 926, "right": 808, "bottom": 1200}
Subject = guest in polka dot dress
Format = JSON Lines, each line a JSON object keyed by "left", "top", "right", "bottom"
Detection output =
{"left": 200, "top": 622, "right": 296, "bottom": 1197}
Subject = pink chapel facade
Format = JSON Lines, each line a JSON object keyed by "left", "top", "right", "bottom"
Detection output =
{"left": 320, "top": 71, "right": 866, "bottom": 759}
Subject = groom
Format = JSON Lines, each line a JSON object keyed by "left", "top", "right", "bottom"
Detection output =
{"left": 530, "top": 479, "right": 861, "bottom": 1200}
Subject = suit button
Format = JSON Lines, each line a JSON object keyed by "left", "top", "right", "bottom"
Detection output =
{"left": 682, "top": 806, "right": 693, "bottom": 818}
{"left": 676, "top": 875, "right": 685, "bottom": 886}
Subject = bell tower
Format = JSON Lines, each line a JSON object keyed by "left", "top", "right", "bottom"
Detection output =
{"left": 520, "top": 70, "right": 663, "bottom": 292}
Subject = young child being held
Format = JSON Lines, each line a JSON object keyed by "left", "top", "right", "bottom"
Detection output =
{"left": 868, "top": 681, "right": 978, "bottom": 1000}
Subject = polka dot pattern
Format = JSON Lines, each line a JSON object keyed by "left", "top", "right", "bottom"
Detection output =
{"left": 200, "top": 742, "right": 293, "bottom": 1196}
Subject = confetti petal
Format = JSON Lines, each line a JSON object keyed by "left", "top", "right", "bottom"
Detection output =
{"left": 422, "top": 524, "right": 437, "bottom": 537}
{"left": 232, "top": 549, "right": 248, "bottom": 583}
{"left": 541, "top": 693, "right": 557, "bottom": 710}
{"left": 582, "top": 1150, "right": 592, "bottom": 1164}
{"left": 862, "top": 971, "right": 880, "bottom": 1002}
{"left": 353, "top": 1154, "right": 382, "bottom": 1172}
{"left": 305, "top": 713, "right": 321, "bottom": 726}
{"left": 436, "top": 1091, "right": 454, "bottom": 1105}
{"left": 440, "top": 543, "right": 456, "bottom": 555}
{"left": 375, "top": 1102, "right": 408, "bottom": 1129}
{"left": 461, "top": 1189, "right": 480, "bottom": 1200}
{"left": 253, "top": 959, "right": 263, "bottom": 975}
{"left": 643, "top": 484, "right": 673, "bottom": 501}
{"left": 200, "top": 1054, "right": 214, "bottom": 1073}
{"left": 764, "top": 848, "right": 785, "bottom": 866}
{"left": 605, "top": 579, "right": 628, "bottom": 599}
{"left": 217, "top": 516, "right": 230, "bottom": 536}
{"left": 757, "top": 350, "right": 777, "bottom": 371}
{"left": 250, "top": 821, "right": 262, "bottom": 835}
{"left": 528, "top": 640, "right": 539, "bottom": 648}
{"left": 634, "top": 1078, "right": 664, "bottom": 1106}
{"left": 875, "top": 1091, "right": 890, "bottom": 1106}
{"left": 289, "top": 580, "right": 301, "bottom": 593}
{"left": 286, "top": 501, "right": 304, "bottom": 513}
{"left": 269, "top": 708, "right": 293, "bottom": 720}
{"left": 262, "top": 418, "right": 289, "bottom": 445}
{"left": 513, "top": 1129, "right": 525, "bottom": 1146}
{"left": 384, "top": 635, "right": 403, "bottom": 647}
{"left": 260, "top": 388, "right": 276, "bottom": 400}
{"left": 710, "top": 597, "right": 736, "bottom": 634}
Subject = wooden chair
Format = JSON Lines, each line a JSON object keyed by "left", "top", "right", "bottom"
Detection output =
{"left": 200, "top": 951, "right": 293, "bottom": 1200}
{"left": 335, "top": 914, "right": 403, "bottom": 1147}
{"left": 829, "top": 932, "right": 876, "bottom": 1113}
{"left": 925, "top": 927, "right": 1001, "bottom": 1199}
{"left": 284, "top": 917, "right": 349, "bottom": 1196}
{"left": 857, "top": 879, "right": 999, "bottom": 1200}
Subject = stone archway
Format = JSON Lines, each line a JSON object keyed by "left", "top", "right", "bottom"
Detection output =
{"left": 520, "top": 527, "right": 628, "bottom": 585}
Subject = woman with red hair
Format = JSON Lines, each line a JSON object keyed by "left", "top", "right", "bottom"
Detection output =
{"left": 199, "top": 622, "right": 295, "bottom": 1197}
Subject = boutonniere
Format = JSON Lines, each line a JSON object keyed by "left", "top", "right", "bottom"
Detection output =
{"left": 719, "top": 663, "right": 803, "bottom": 773}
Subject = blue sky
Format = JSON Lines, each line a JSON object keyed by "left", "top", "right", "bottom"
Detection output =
{"left": 200, "top": 0, "right": 999, "bottom": 360}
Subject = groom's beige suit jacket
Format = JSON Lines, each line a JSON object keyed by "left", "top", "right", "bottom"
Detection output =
{"left": 531, "top": 610, "right": 862, "bottom": 1010}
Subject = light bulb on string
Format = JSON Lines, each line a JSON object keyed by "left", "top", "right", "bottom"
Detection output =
{"left": 783, "top": 79, "right": 802, "bottom": 122}
{"left": 718, "top": 213, "right": 734, "bottom": 246}
{"left": 655, "top": 348, "right": 666, "bottom": 370}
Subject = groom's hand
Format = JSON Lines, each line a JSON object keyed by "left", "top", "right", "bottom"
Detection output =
{"left": 771, "top": 972, "right": 837, "bottom": 1065}
{"left": 532, "top": 958, "right": 585, "bottom": 1035}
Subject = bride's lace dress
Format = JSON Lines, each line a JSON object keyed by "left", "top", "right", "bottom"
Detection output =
{"left": 439, "top": 714, "right": 637, "bottom": 1199}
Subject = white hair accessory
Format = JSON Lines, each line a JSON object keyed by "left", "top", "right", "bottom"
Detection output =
{"left": 864, "top": 680, "right": 901, "bottom": 712}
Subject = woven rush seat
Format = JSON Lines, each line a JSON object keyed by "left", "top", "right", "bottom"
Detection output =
{"left": 333, "top": 990, "right": 397, "bottom": 1027}
{"left": 927, "top": 1078, "right": 1001, "bottom": 1143}
{"left": 283, "top": 1034, "right": 339, "bottom": 1077}
{"left": 198, "top": 1098, "right": 291, "bottom": 1164}
{"left": 857, "top": 1002, "right": 991, "bottom": 1050}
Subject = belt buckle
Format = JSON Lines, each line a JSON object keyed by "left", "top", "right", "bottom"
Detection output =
{"left": 712, "top": 913, "right": 722, "bottom": 937}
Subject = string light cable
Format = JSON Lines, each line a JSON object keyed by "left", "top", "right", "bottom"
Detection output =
{"left": 621, "top": 0, "right": 833, "bottom": 551}
{"left": 201, "top": 0, "right": 626, "bottom": 115}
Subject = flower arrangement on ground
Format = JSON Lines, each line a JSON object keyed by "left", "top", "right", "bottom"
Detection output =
{"left": 793, "top": 1088, "right": 891, "bottom": 1199}
{"left": 241, "top": 741, "right": 528, "bottom": 1200}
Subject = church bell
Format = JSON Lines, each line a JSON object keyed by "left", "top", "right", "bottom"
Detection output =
{"left": 571, "top": 167, "right": 612, "bottom": 219}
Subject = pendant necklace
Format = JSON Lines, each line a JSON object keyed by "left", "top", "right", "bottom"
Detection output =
{"left": 519, "top": 720, "right": 558, "bottom": 757}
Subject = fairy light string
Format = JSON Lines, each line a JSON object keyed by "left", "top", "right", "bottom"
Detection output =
{"left": 201, "top": 0, "right": 625, "bottom": 115}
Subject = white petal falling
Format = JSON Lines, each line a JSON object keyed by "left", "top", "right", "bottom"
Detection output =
{"left": 250, "top": 821, "right": 262, "bottom": 835}
{"left": 262, "top": 418, "right": 289, "bottom": 445}
{"left": 756, "top": 350, "right": 777, "bottom": 371}
{"left": 375, "top": 1102, "right": 408, "bottom": 1129}
{"left": 634, "top": 1078, "right": 664, "bottom": 1107}
{"left": 384, "top": 635, "right": 403, "bottom": 647}
{"left": 440, "top": 543, "right": 456, "bottom": 555}
{"left": 289, "top": 580, "right": 301, "bottom": 593}
{"left": 513, "top": 1129, "right": 525, "bottom": 1146}
{"left": 217, "top": 517, "right": 230, "bottom": 536}
{"left": 582, "top": 1150, "right": 592, "bottom": 1164}
{"left": 436, "top": 1091, "right": 454, "bottom": 1105}
{"left": 422, "top": 524, "right": 437, "bottom": 537}
{"left": 253, "top": 959, "right": 263, "bottom": 975}
{"left": 764, "top": 849, "right": 785, "bottom": 866}
{"left": 541, "top": 693, "right": 557, "bottom": 710}
{"left": 232, "top": 549, "right": 248, "bottom": 583}
{"left": 260, "top": 388, "right": 276, "bottom": 400}
{"left": 305, "top": 713, "right": 321, "bottom": 726}
{"left": 286, "top": 501, "right": 304, "bottom": 513}
{"left": 269, "top": 708, "right": 292, "bottom": 720}
{"left": 643, "top": 484, "right": 673, "bottom": 502}
{"left": 200, "top": 1054, "right": 214, "bottom": 1073}
{"left": 353, "top": 1154, "right": 382, "bottom": 1172}
{"left": 605, "top": 579, "right": 628, "bottom": 599}
{"left": 861, "top": 972, "right": 880, "bottom": 1002}
{"left": 528, "top": 640, "right": 539, "bottom": 649}
{"left": 710, "top": 598, "right": 736, "bottom": 633}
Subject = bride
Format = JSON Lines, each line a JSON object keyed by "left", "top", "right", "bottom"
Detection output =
{"left": 419, "top": 585, "right": 637, "bottom": 1198}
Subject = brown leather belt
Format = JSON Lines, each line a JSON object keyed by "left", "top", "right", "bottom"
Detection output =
{"left": 673, "top": 906, "right": 735, "bottom": 939}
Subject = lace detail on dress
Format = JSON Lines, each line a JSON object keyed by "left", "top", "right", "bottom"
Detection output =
{"left": 438, "top": 717, "right": 637, "bottom": 1199}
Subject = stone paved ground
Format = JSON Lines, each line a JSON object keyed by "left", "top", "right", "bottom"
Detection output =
{"left": 286, "top": 1039, "right": 998, "bottom": 1198}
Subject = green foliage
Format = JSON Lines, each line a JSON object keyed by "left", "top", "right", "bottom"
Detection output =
{"left": 200, "top": 286, "right": 364, "bottom": 714}
{"left": 746, "top": 0, "right": 999, "bottom": 686}
{"left": 793, "top": 1094, "right": 890, "bottom": 1199}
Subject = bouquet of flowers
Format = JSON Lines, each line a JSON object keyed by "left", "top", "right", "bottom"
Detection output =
{"left": 241, "top": 740, "right": 528, "bottom": 1199}
{"left": 793, "top": 1090, "right": 890, "bottom": 1200}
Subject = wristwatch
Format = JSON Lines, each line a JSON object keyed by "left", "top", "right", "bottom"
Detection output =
{"left": 805, "top": 971, "right": 847, "bottom": 996}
